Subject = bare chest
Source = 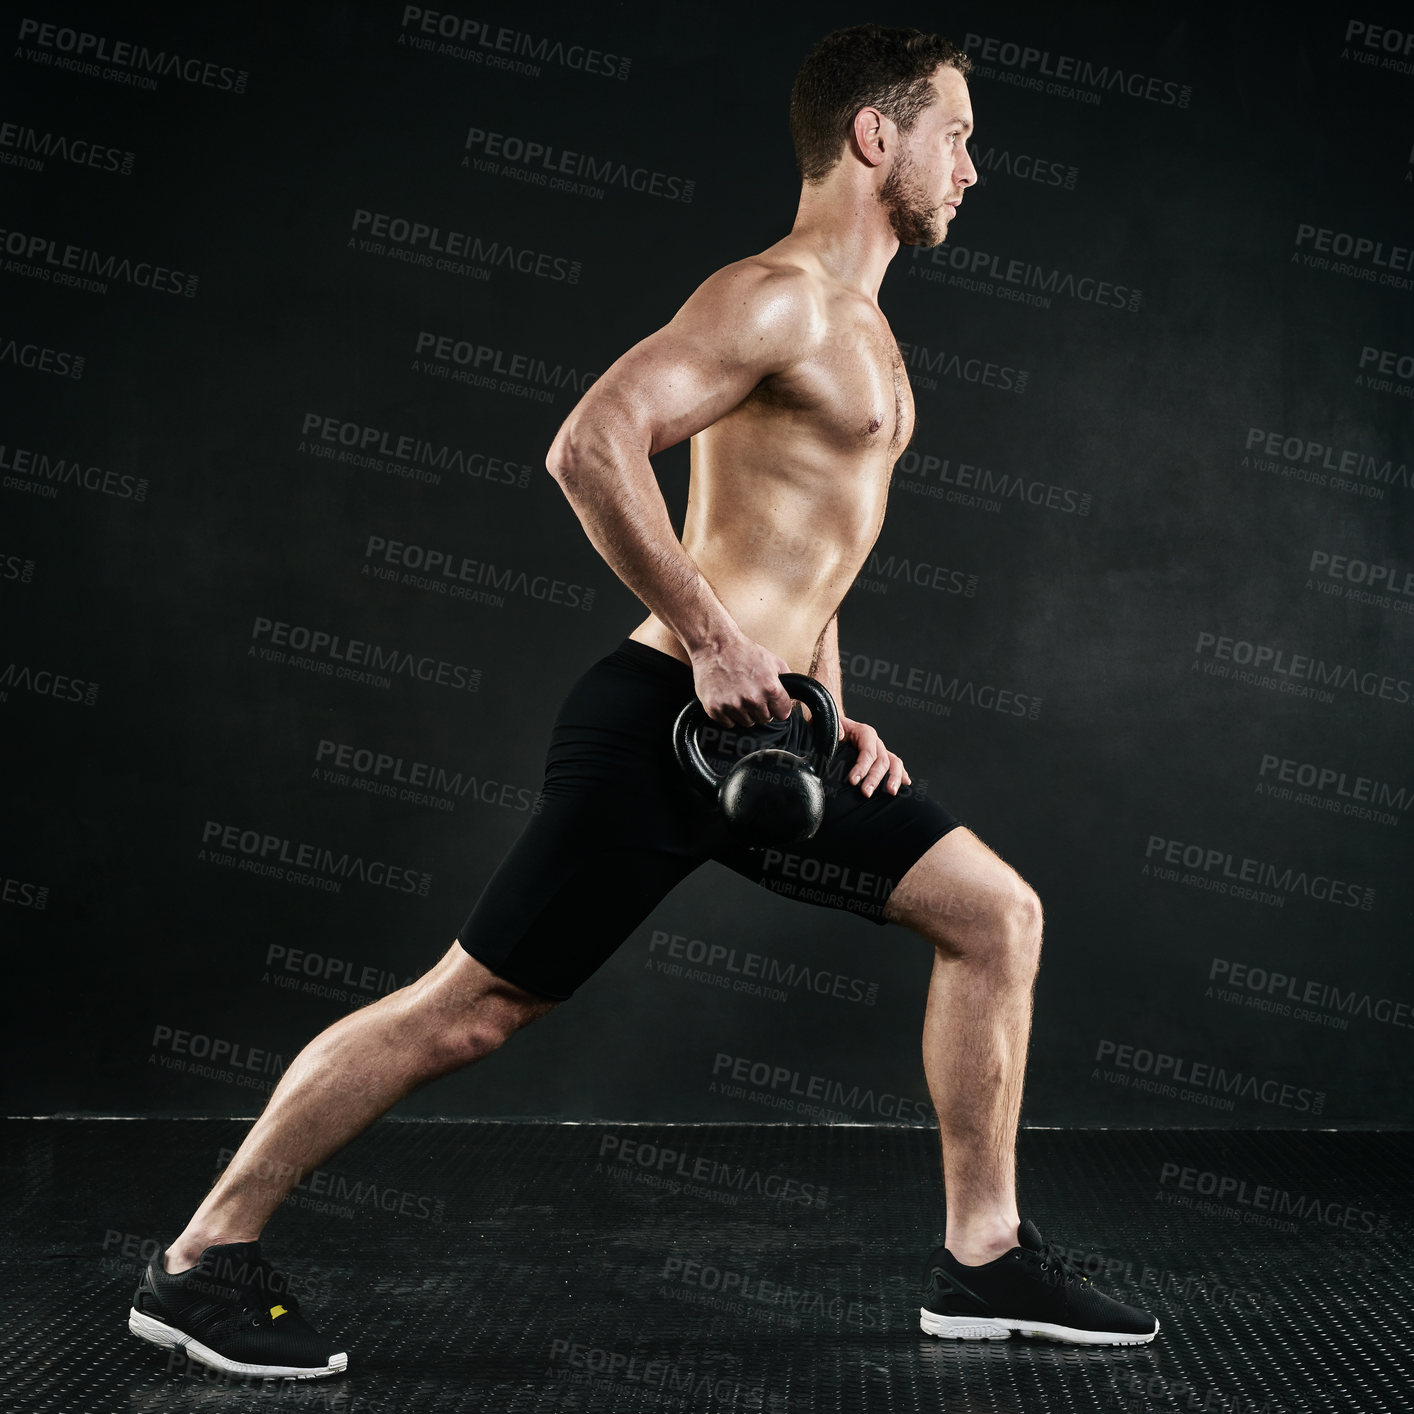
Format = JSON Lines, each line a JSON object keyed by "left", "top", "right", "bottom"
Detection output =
{"left": 748, "top": 317, "right": 915, "bottom": 458}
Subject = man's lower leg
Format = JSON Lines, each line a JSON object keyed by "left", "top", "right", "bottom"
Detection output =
{"left": 165, "top": 944, "right": 552, "bottom": 1271}
{"left": 920, "top": 897, "right": 1041, "bottom": 1265}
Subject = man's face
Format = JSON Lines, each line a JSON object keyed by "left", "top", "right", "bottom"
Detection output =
{"left": 879, "top": 65, "right": 976, "bottom": 247}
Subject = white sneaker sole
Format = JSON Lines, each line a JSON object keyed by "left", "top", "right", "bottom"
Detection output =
{"left": 920, "top": 1306, "right": 1158, "bottom": 1346}
{"left": 128, "top": 1308, "right": 348, "bottom": 1379}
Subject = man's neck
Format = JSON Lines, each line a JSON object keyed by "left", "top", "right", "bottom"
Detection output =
{"left": 787, "top": 183, "right": 901, "bottom": 303}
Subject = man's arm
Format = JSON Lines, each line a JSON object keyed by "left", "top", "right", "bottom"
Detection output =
{"left": 546, "top": 261, "right": 817, "bottom": 727}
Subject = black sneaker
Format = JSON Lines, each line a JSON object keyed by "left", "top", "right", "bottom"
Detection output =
{"left": 129, "top": 1241, "right": 348, "bottom": 1379}
{"left": 919, "top": 1218, "right": 1158, "bottom": 1346}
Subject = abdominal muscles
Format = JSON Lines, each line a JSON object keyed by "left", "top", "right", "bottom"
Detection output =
{"left": 682, "top": 409, "right": 891, "bottom": 667}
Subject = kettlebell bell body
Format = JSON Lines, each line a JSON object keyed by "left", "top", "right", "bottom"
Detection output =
{"left": 672, "top": 673, "right": 840, "bottom": 848}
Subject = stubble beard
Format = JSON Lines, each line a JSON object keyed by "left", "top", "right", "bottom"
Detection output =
{"left": 880, "top": 148, "right": 945, "bottom": 247}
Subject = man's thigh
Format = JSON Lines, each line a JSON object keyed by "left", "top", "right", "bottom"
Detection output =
{"left": 457, "top": 809, "right": 703, "bottom": 1002}
{"left": 455, "top": 638, "right": 720, "bottom": 1002}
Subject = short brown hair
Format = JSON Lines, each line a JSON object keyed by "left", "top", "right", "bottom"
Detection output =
{"left": 789, "top": 25, "right": 972, "bottom": 182}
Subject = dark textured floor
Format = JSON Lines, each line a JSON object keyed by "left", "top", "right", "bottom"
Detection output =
{"left": 0, "top": 1121, "right": 1407, "bottom": 1414}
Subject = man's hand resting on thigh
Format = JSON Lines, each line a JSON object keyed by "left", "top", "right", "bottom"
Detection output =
{"left": 840, "top": 717, "right": 911, "bottom": 798}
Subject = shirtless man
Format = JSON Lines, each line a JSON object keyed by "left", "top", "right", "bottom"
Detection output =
{"left": 129, "top": 25, "right": 1157, "bottom": 1378}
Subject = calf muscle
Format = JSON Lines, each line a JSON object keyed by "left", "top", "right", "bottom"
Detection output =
{"left": 165, "top": 945, "right": 552, "bottom": 1270}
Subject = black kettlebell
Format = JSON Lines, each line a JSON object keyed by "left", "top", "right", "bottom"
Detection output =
{"left": 672, "top": 673, "right": 840, "bottom": 847}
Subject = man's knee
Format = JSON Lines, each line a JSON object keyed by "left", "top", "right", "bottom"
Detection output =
{"left": 428, "top": 988, "right": 553, "bottom": 1070}
{"left": 410, "top": 943, "right": 557, "bottom": 1071}
{"left": 1010, "top": 881, "right": 1043, "bottom": 968}
{"left": 920, "top": 868, "right": 1042, "bottom": 972}
{"left": 964, "top": 874, "right": 1039, "bottom": 963}
{"left": 452, "top": 1001, "right": 542, "bottom": 1065}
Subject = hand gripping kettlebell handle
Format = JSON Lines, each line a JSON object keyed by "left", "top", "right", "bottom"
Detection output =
{"left": 672, "top": 672, "right": 840, "bottom": 803}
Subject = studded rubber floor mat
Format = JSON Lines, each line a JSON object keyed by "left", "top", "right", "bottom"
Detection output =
{"left": 0, "top": 1120, "right": 1405, "bottom": 1412}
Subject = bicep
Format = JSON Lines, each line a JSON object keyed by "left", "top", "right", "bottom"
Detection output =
{"left": 574, "top": 267, "right": 814, "bottom": 457}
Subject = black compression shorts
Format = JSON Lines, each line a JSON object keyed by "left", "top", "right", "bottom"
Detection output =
{"left": 456, "top": 638, "right": 963, "bottom": 1000}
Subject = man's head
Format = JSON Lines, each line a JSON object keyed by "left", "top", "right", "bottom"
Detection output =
{"left": 790, "top": 25, "right": 976, "bottom": 247}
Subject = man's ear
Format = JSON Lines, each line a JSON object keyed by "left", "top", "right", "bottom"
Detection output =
{"left": 850, "top": 106, "right": 889, "bottom": 168}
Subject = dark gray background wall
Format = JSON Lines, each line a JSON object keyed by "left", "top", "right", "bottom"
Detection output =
{"left": 3, "top": 1, "right": 1410, "bottom": 1124}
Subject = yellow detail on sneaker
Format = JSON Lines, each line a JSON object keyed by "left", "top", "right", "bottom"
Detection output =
{"left": 269, "top": 1305, "right": 287, "bottom": 1320}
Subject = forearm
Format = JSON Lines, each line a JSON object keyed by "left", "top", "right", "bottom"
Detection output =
{"left": 549, "top": 430, "right": 737, "bottom": 656}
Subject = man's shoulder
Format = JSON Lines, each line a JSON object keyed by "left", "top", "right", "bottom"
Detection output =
{"left": 703, "top": 250, "right": 820, "bottom": 299}
{"left": 690, "top": 252, "right": 825, "bottom": 344}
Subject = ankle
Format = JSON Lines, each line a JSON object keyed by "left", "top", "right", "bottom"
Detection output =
{"left": 945, "top": 1214, "right": 1021, "bottom": 1267}
{"left": 164, "top": 1231, "right": 257, "bottom": 1274}
{"left": 163, "top": 1245, "right": 202, "bottom": 1274}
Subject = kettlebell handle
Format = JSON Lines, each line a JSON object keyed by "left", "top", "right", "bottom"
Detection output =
{"left": 672, "top": 672, "right": 840, "bottom": 803}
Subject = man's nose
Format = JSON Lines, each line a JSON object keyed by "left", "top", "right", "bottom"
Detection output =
{"left": 955, "top": 150, "right": 977, "bottom": 188}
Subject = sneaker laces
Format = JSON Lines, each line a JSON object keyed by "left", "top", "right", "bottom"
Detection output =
{"left": 203, "top": 1252, "right": 304, "bottom": 1323}
{"left": 1034, "top": 1242, "right": 1092, "bottom": 1288}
